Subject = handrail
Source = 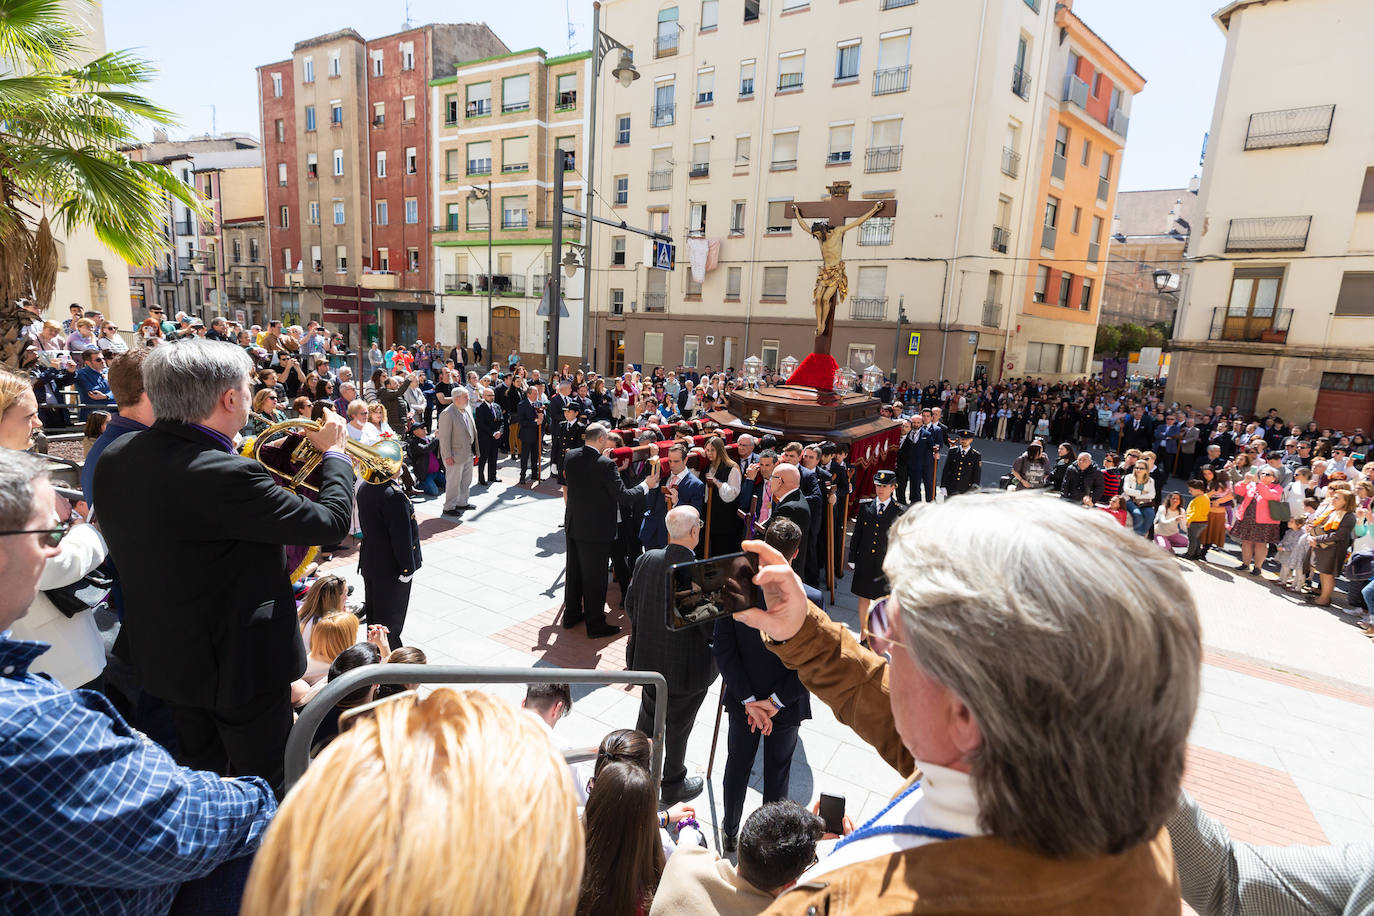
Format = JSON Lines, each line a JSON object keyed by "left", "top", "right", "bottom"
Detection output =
{"left": 285, "top": 664, "right": 669, "bottom": 793}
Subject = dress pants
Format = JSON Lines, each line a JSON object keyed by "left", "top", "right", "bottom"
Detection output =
{"left": 636, "top": 682, "right": 709, "bottom": 794}
{"left": 443, "top": 455, "right": 472, "bottom": 510}
{"left": 722, "top": 706, "right": 800, "bottom": 836}
{"left": 911, "top": 458, "right": 937, "bottom": 502}
{"left": 478, "top": 436, "right": 499, "bottom": 483}
{"left": 519, "top": 432, "right": 540, "bottom": 480}
{"left": 166, "top": 686, "right": 294, "bottom": 798}
{"left": 564, "top": 537, "right": 612, "bottom": 631}
{"left": 363, "top": 574, "right": 412, "bottom": 649}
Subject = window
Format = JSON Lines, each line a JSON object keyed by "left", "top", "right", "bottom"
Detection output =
{"left": 614, "top": 175, "right": 629, "bottom": 205}
{"left": 232, "top": 239, "right": 242, "bottom": 263}
{"left": 835, "top": 40, "right": 860, "bottom": 81}
{"left": 778, "top": 51, "right": 805, "bottom": 90}
{"left": 726, "top": 266, "right": 742, "bottom": 298}
{"left": 400, "top": 42, "right": 414, "bottom": 71}
{"left": 1043, "top": 195, "right": 1059, "bottom": 248}
{"left": 308, "top": 201, "right": 320, "bottom": 224}
{"left": 1079, "top": 276, "right": 1093, "bottom": 311}
{"left": 771, "top": 129, "right": 799, "bottom": 170}
{"left": 377, "top": 247, "right": 390, "bottom": 271}
{"left": 701, "top": 0, "right": 718, "bottom": 29}
{"left": 405, "top": 198, "right": 418, "bottom": 224}
{"left": 730, "top": 200, "right": 745, "bottom": 233}
{"left": 306, "top": 152, "right": 318, "bottom": 178}
{"left": 1227, "top": 268, "right": 1283, "bottom": 318}
{"left": 371, "top": 50, "right": 384, "bottom": 77}
{"left": 445, "top": 202, "right": 460, "bottom": 230}
{"left": 644, "top": 332, "right": 664, "bottom": 365}
{"left": 277, "top": 163, "right": 288, "bottom": 186}
{"left": 376, "top": 200, "right": 388, "bottom": 225}
{"left": 274, "top": 119, "right": 284, "bottom": 142}
{"left": 1025, "top": 342, "right": 1062, "bottom": 374}
{"left": 1052, "top": 123, "right": 1068, "bottom": 179}
{"left": 333, "top": 201, "right": 345, "bottom": 225}
{"left": 1213, "top": 366, "right": 1262, "bottom": 417}
{"left": 616, "top": 115, "right": 631, "bottom": 145}
{"left": 310, "top": 245, "right": 321, "bottom": 272}
{"left": 611, "top": 289, "right": 625, "bottom": 314}
{"left": 696, "top": 68, "right": 714, "bottom": 104}
{"left": 877, "top": 31, "right": 910, "bottom": 72}
{"left": 1088, "top": 215, "right": 1103, "bottom": 262}
{"left": 283, "top": 247, "right": 292, "bottom": 271}
{"left": 735, "top": 135, "right": 750, "bottom": 166}
{"left": 762, "top": 266, "right": 787, "bottom": 298}
{"left": 556, "top": 135, "right": 576, "bottom": 171}
{"left": 331, "top": 100, "right": 343, "bottom": 125}
{"left": 690, "top": 140, "right": 710, "bottom": 177}
{"left": 828, "top": 123, "right": 853, "bottom": 163}
{"left": 1335, "top": 272, "right": 1374, "bottom": 316}
{"left": 333, "top": 149, "right": 344, "bottom": 176}
{"left": 1066, "top": 345, "right": 1089, "bottom": 374}
{"left": 303, "top": 57, "right": 314, "bottom": 83}
{"left": 405, "top": 147, "right": 417, "bottom": 174}
{"left": 467, "top": 140, "right": 492, "bottom": 175}
{"left": 1081, "top": 138, "right": 1091, "bottom": 167}
{"left": 690, "top": 201, "right": 707, "bottom": 233}
{"left": 304, "top": 105, "right": 316, "bottom": 131}
{"left": 744, "top": 0, "right": 760, "bottom": 22}
{"left": 1071, "top": 206, "right": 1081, "bottom": 234}
{"left": 657, "top": 7, "right": 679, "bottom": 56}
{"left": 249, "top": 238, "right": 259, "bottom": 262}
{"left": 1057, "top": 272, "right": 1074, "bottom": 308}
{"left": 376, "top": 151, "right": 387, "bottom": 178}
{"left": 683, "top": 335, "right": 700, "bottom": 368}
{"left": 782, "top": 0, "right": 807, "bottom": 9}
{"left": 653, "top": 80, "right": 675, "bottom": 125}
{"left": 501, "top": 136, "right": 528, "bottom": 172}
{"left": 1098, "top": 152, "right": 1112, "bottom": 201}
{"left": 739, "top": 60, "right": 755, "bottom": 97}
{"left": 502, "top": 74, "right": 531, "bottom": 113}
{"left": 445, "top": 94, "right": 458, "bottom": 125}
{"left": 407, "top": 248, "right": 419, "bottom": 272}
{"left": 766, "top": 198, "right": 792, "bottom": 233}
{"left": 502, "top": 195, "right": 528, "bottom": 229}
{"left": 336, "top": 245, "right": 348, "bottom": 272}
{"left": 271, "top": 72, "right": 282, "bottom": 97}
{"left": 467, "top": 82, "right": 492, "bottom": 117}
{"left": 612, "top": 236, "right": 626, "bottom": 265}
{"left": 1033, "top": 265, "right": 1049, "bottom": 302}
{"left": 402, "top": 96, "right": 416, "bottom": 121}
{"left": 1012, "top": 36, "right": 1030, "bottom": 98}
{"left": 467, "top": 196, "right": 488, "bottom": 228}
{"left": 279, "top": 205, "right": 289, "bottom": 228}
{"left": 328, "top": 51, "right": 340, "bottom": 78}
{"left": 444, "top": 149, "right": 459, "bottom": 180}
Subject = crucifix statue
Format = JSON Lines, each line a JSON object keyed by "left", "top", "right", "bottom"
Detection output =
{"left": 787, "top": 182, "right": 898, "bottom": 355}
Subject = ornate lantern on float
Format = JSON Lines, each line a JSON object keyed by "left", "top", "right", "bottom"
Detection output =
{"left": 779, "top": 355, "right": 799, "bottom": 378}
{"left": 862, "top": 363, "right": 884, "bottom": 393}
{"left": 837, "top": 366, "right": 857, "bottom": 392}
{"left": 742, "top": 355, "right": 762, "bottom": 389}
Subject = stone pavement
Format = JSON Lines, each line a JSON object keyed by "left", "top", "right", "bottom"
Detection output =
{"left": 319, "top": 442, "right": 1374, "bottom": 862}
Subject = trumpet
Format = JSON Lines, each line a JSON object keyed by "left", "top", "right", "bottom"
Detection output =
{"left": 248, "top": 414, "right": 405, "bottom": 492}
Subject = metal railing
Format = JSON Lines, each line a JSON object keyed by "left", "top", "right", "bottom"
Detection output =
{"left": 468, "top": 159, "right": 491, "bottom": 176}
{"left": 651, "top": 103, "right": 675, "bottom": 127}
{"left": 872, "top": 65, "right": 910, "bottom": 95}
{"left": 285, "top": 665, "right": 668, "bottom": 793}
{"left": 696, "top": 91, "right": 714, "bottom": 104}
{"left": 655, "top": 33, "right": 678, "bottom": 57}
{"left": 175, "top": 218, "right": 195, "bottom": 236}
{"left": 739, "top": 78, "right": 754, "bottom": 98}
{"left": 556, "top": 90, "right": 577, "bottom": 110}
{"left": 849, "top": 295, "right": 887, "bottom": 320}
{"left": 982, "top": 301, "right": 1002, "bottom": 327}
{"left": 1001, "top": 146, "right": 1020, "bottom": 178}
{"left": 502, "top": 99, "right": 530, "bottom": 114}
{"left": 644, "top": 292, "right": 667, "bottom": 312}
{"left": 865, "top": 145, "right": 902, "bottom": 172}
{"left": 771, "top": 158, "right": 797, "bottom": 171}
{"left": 857, "top": 218, "right": 893, "bottom": 246}
{"left": 1108, "top": 109, "right": 1129, "bottom": 138}
{"left": 1225, "top": 216, "right": 1311, "bottom": 252}
{"left": 438, "top": 217, "right": 461, "bottom": 232}
{"left": 466, "top": 220, "right": 490, "bottom": 231}
{"left": 227, "top": 285, "right": 263, "bottom": 302}
{"left": 827, "top": 150, "right": 852, "bottom": 164}
{"left": 992, "top": 225, "right": 1011, "bottom": 253}
{"left": 1063, "top": 74, "right": 1089, "bottom": 109}
{"left": 1051, "top": 153, "right": 1067, "bottom": 181}
{"left": 1245, "top": 104, "right": 1335, "bottom": 150}
{"left": 648, "top": 168, "right": 672, "bottom": 191}
{"left": 882, "top": 0, "right": 916, "bottom": 8}
{"left": 1012, "top": 65, "right": 1032, "bottom": 100}
{"left": 689, "top": 162, "right": 709, "bottom": 178}
{"left": 777, "top": 72, "right": 803, "bottom": 91}
{"left": 154, "top": 268, "right": 173, "bottom": 283}
{"left": 501, "top": 161, "right": 529, "bottom": 173}
{"left": 500, "top": 215, "right": 529, "bottom": 230}
{"left": 467, "top": 100, "right": 491, "bottom": 117}
{"left": 444, "top": 273, "right": 473, "bottom": 291}
{"left": 1208, "top": 307, "right": 1293, "bottom": 343}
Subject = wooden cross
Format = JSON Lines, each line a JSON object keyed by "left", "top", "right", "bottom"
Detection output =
{"left": 784, "top": 181, "right": 899, "bottom": 227}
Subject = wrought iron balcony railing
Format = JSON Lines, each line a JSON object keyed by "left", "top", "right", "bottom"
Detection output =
{"left": 1244, "top": 104, "right": 1335, "bottom": 150}
{"left": 1209, "top": 306, "right": 1293, "bottom": 343}
{"left": 849, "top": 296, "right": 887, "bottom": 320}
{"left": 648, "top": 168, "right": 672, "bottom": 191}
{"left": 1011, "top": 65, "right": 1032, "bottom": 100}
{"left": 689, "top": 162, "right": 709, "bottom": 178}
{"left": 991, "top": 225, "right": 1011, "bottom": 253}
{"left": 1224, "top": 216, "right": 1311, "bottom": 252}
{"left": 872, "top": 65, "right": 910, "bottom": 96}
{"left": 857, "top": 218, "right": 893, "bottom": 247}
{"left": 865, "top": 145, "right": 902, "bottom": 173}
{"left": 651, "top": 103, "right": 675, "bottom": 127}
{"left": 882, "top": 0, "right": 916, "bottom": 8}
{"left": 654, "top": 34, "right": 678, "bottom": 58}
{"left": 827, "top": 150, "right": 852, "bottom": 164}
{"left": 1001, "top": 146, "right": 1020, "bottom": 178}
{"left": 643, "top": 292, "right": 667, "bottom": 312}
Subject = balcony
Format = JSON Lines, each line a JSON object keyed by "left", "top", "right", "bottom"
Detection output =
{"left": 982, "top": 301, "right": 1002, "bottom": 327}
{"left": 502, "top": 99, "right": 530, "bottom": 114}
{"left": 1001, "top": 146, "right": 1020, "bottom": 178}
{"left": 531, "top": 273, "right": 547, "bottom": 294}
{"left": 1108, "top": 108, "right": 1129, "bottom": 139}
{"left": 1244, "top": 104, "right": 1335, "bottom": 150}
{"left": 644, "top": 292, "right": 667, "bottom": 312}
{"left": 555, "top": 90, "right": 577, "bottom": 111}
{"left": 444, "top": 273, "right": 474, "bottom": 292}
{"left": 360, "top": 271, "right": 399, "bottom": 290}
{"left": 467, "top": 159, "right": 491, "bottom": 176}
{"left": 501, "top": 160, "right": 529, "bottom": 174}
{"left": 1224, "top": 216, "right": 1311, "bottom": 252}
{"left": 1087, "top": 241, "right": 1100, "bottom": 263}
{"left": 228, "top": 285, "right": 263, "bottom": 302}
{"left": 436, "top": 217, "right": 462, "bottom": 232}
{"left": 500, "top": 214, "right": 529, "bottom": 230}
{"left": 175, "top": 218, "right": 195, "bottom": 236}
{"left": 1051, "top": 153, "right": 1067, "bottom": 181}
{"left": 1209, "top": 307, "right": 1293, "bottom": 343}
{"left": 654, "top": 33, "right": 678, "bottom": 58}
{"left": 689, "top": 162, "right": 709, "bottom": 178}
{"left": 864, "top": 145, "right": 902, "bottom": 173}
{"left": 872, "top": 65, "right": 910, "bottom": 96}
{"left": 882, "top": 0, "right": 916, "bottom": 8}
{"left": 1063, "top": 75, "right": 1089, "bottom": 109}
{"left": 770, "top": 158, "right": 797, "bottom": 171}
{"left": 1097, "top": 176, "right": 1110, "bottom": 201}
{"left": 648, "top": 168, "right": 673, "bottom": 191}
{"left": 154, "top": 268, "right": 173, "bottom": 283}
{"left": 991, "top": 225, "right": 1011, "bottom": 253}
{"left": 466, "top": 274, "right": 524, "bottom": 295}
{"left": 849, "top": 296, "right": 887, "bottom": 320}
{"left": 466, "top": 100, "right": 491, "bottom": 118}
{"left": 651, "top": 103, "right": 675, "bottom": 127}
{"left": 777, "top": 73, "right": 803, "bottom": 91}
{"left": 1011, "top": 65, "right": 1032, "bottom": 100}
{"left": 827, "top": 150, "right": 852, "bottom": 165}
{"left": 466, "top": 220, "right": 490, "bottom": 231}
{"left": 857, "top": 217, "right": 893, "bottom": 246}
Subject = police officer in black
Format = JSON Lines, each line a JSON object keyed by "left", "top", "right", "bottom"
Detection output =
{"left": 554, "top": 404, "right": 588, "bottom": 488}
{"left": 940, "top": 429, "right": 983, "bottom": 497}
{"left": 848, "top": 469, "right": 904, "bottom": 640}
{"left": 357, "top": 462, "right": 423, "bottom": 650}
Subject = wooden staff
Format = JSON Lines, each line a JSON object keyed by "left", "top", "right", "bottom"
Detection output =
{"left": 826, "top": 481, "right": 836, "bottom": 603}
{"left": 704, "top": 485, "right": 714, "bottom": 558}
{"left": 706, "top": 683, "right": 726, "bottom": 778}
{"left": 839, "top": 482, "right": 851, "bottom": 576}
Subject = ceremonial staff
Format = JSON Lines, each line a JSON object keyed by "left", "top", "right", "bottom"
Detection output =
{"left": 839, "top": 464, "right": 855, "bottom": 578}
{"left": 826, "top": 480, "right": 836, "bottom": 603}
{"left": 703, "top": 489, "right": 713, "bottom": 559}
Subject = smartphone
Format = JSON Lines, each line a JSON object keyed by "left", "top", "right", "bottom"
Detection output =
{"left": 666, "top": 551, "right": 763, "bottom": 631}
{"left": 818, "top": 792, "right": 846, "bottom": 835}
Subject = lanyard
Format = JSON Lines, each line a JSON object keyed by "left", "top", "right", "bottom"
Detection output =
{"left": 831, "top": 781, "right": 967, "bottom": 853}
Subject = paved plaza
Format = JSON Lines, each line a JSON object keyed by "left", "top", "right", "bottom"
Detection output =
{"left": 318, "top": 439, "right": 1374, "bottom": 856}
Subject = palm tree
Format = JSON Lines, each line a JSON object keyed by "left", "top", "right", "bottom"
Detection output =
{"left": 0, "top": 0, "right": 202, "bottom": 369}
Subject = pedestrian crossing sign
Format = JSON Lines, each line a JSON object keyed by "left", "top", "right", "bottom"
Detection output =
{"left": 907, "top": 332, "right": 920, "bottom": 356}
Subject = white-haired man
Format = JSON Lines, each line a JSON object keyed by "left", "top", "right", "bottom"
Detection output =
{"left": 734, "top": 493, "right": 1202, "bottom": 912}
{"left": 437, "top": 387, "right": 477, "bottom": 518}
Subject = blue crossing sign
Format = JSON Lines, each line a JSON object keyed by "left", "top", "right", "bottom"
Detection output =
{"left": 651, "top": 239, "right": 675, "bottom": 271}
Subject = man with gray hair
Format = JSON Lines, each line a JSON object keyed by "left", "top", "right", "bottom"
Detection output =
{"left": 734, "top": 493, "right": 1202, "bottom": 912}
{"left": 94, "top": 339, "right": 354, "bottom": 794}
{"left": 437, "top": 386, "right": 476, "bottom": 518}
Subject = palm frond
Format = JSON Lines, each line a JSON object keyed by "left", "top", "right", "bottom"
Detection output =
{"left": 0, "top": 0, "right": 81, "bottom": 71}
{"left": 0, "top": 73, "right": 63, "bottom": 106}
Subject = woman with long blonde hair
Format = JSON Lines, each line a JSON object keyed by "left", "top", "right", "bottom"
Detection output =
{"left": 703, "top": 435, "right": 743, "bottom": 556}
{"left": 242, "top": 689, "right": 583, "bottom": 916}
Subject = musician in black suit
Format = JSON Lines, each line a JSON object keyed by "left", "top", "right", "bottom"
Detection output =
{"left": 357, "top": 463, "right": 422, "bottom": 650}
{"left": 93, "top": 339, "right": 353, "bottom": 794}
{"left": 625, "top": 505, "right": 715, "bottom": 806}
{"left": 848, "top": 469, "right": 904, "bottom": 638}
{"left": 562, "top": 423, "right": 658, "bottom": 637}
{"left": 712, "top": 517, "right": 812, "bottom": 853}
{"left": 473, "top": 385, "right": 504, "bottom": 485}
{"left": 767, "top": 463, "right": 811, "bottom": 580}
{"left": 940, "top": 429, "right": 982, "bottom": 497}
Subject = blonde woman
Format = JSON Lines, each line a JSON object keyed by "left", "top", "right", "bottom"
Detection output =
{"left": 242, "top": 388, "right": 286, "bottom": 438}
{"left": 1307, "top": 489, "right": 1357, "bottom": 607}
{"left": 0, "top": 371, "right": 41, "bottom": 451}
{"left": 297, "top": 574, "right": 349, "bottom": 645}
{"left": 241, "top": 690, "right": 583, "bottom": 916}
{"left": 302, "top": 612, "right": 359, "bottom": 686}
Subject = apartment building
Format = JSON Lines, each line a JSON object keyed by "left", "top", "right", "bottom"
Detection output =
{"left": 429, "top": 48, "right": 591, "bottom": 362}
{"left": 1168, "top": 0, "right": 1374, "bottom": 428}
{"left": 1099, "top": 183, "right": 1199, "bottom": 329}
{"left": 585, "top": 0, "right": 1139, "bottom": 382}
{"left": 256, "top": 24, "right": 506, "bottom": 346}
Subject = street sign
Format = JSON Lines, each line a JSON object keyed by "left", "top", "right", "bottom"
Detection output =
{"left": 535, "top": 280, "right": 570, "bottom": 317}
{"left": 649, "top": 239, "right": 675, "bottom": 271}
{"left": 907, "top": 332, "right": 921, "bottom": 356}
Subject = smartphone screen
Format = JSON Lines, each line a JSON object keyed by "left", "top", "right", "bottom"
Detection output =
{"left": 666, "top": 551, "right": 763, "bottom": 631}
{"left": 818, "top": 792, "right": 846, "bottom": 835}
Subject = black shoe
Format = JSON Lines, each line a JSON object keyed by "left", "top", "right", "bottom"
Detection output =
{"left": 586, "top": 624, "right": 623, "bottom": 639}
{"left": 518, "top": 477, "right": 528, "bottom": 484}
{"left": 442, "top": 508, "right": 463, "bottom": 518}
{"left": 661, "top": 776, "right": 704, "bottom": 806}
{"left": 561, "top": 615, "right": 584, "bottom": 630}
{"left": 723, "top": 832, "right": 738, "bottom": 854}
{"left": 457, "top": 504, "right": 476, "bottom": 511}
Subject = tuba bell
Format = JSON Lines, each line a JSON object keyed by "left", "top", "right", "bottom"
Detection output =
{"left": 247, "top": 413, "right": 405, "bottom": 493}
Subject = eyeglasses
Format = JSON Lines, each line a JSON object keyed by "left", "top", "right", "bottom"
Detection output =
{"left": 863, "top": 597, "right": 910, "bottom": 658}
{"left": 0, "top": 521, "right": 72, "bottom": 547}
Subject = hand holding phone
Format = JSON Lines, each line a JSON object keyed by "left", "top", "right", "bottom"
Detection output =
{"left": 816, "top": 793, "right": 846, "bottom": 837}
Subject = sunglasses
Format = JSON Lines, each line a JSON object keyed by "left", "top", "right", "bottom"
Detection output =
{"left": 0, "top": 520, "right": 73, "bottom": 548}
{"left": 863, "top": 597, "right": 909, "bottom": 658}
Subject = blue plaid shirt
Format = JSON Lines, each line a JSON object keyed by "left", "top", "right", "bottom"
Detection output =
{"left": 0, "top": 635, "right": 276, "bottom": 914}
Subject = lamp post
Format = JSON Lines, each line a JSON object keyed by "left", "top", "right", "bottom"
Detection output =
{"left": 582, "top": 1, "right": 640, "bottom": 372}
{"left": 890, "top": 294, "right": 908, "bottom": 385}
{"left": 467, "top": 180, "right": 493, "bottom": 367}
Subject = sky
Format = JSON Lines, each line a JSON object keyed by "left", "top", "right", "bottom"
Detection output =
{"left": 104, "top": 0, "right": 1226, "bottom": 192}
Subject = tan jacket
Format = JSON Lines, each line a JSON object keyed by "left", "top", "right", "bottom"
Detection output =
{"left": 649, "top": 844, "right": 775, "bottom": 916}
{"left": 761, "top": 605, "right": 1181, "bottom": 915}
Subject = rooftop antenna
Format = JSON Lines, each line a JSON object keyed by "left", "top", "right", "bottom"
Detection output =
{"left": 403, "top": 0, "right": 413, "bottom": 29}
{"left": 202, "top": 103, "right": 216, "bottom": 136}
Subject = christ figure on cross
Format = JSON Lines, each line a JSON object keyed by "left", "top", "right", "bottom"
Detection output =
{"left": 793, "top": 198, "right": 887, "bottom": 338}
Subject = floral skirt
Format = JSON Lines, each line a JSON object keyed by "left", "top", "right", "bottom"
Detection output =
{"left": 1230, "top": 500, "right": 1279, "bottom": 544}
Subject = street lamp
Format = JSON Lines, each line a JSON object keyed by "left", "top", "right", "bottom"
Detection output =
{"left": 1152, "top": 268, "right": 1173, "bottom": 293}
{"left": 467, "top": 181, "right": 493, "bottom": 364}
{"left": 582, "top": 2, "right": 640, "bottom": 371}
{"left": 562, "top": 243, "right": 586, "bottom": 278}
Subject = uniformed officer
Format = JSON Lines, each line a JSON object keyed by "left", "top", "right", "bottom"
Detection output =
{"left": 940, "top": 428, "right": 983, "bottom": 497}
{"left": 554, "top": 403, "right": 587, "bottom": 489}
{"left": 847, "top": 469, "right": 905, "bottom": 638}
{"left": 357, "top": 462, "right": 423, "bottom": 649}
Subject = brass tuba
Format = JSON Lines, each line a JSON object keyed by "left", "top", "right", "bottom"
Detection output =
{"left": 248, "top": 413, "right": 405, "bottom": 492}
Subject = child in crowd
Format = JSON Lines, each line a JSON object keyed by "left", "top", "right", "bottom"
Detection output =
{"left": 1184, "top": 479, "right": 1211, "bottom": 560}
{"left": 81, "top": 410, "right": 110, "bottom": 457}
{"left": 1098, "top": 495, "right": 1130, "bottom": 527}
{"left": 1275, "top": 515, "right": 1313, "bottom": 591}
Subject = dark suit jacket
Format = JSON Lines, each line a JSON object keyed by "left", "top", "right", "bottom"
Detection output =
{"left": 516, "top": 396, "right": 543, "bottom": 436}
{"left": 941, "top": 446, "right": 982, "bottom": 494}
{"left": 94, "top": 421, "right": 354, "bottom": 708}
{"left": 474, "top": 400, "right": 504, "bottom": 440}
{"left": 712, "top": 616, "right": 811, "bottom": 728}
{"left": 769, "top": 490, "right": 811, "bottom": 577}
{"left": 625, "top": 543, "right": 717, "bottom": 694}
{"left": 640, "top": 469, "right": 706, "bottom": 550}
{"left": 357, "top": 480, "right": 422, "bottom": 579}
{"left": 564, "top": 444, "right": 645, "bottom": 543}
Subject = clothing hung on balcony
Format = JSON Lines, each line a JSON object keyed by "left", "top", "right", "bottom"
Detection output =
{"left": 687, "top": 237, "right": 720, "bottom": 283}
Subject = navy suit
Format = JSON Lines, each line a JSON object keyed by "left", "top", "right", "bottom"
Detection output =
{"left": 906, "top": 426, "right": 941, "bottom": 503}
{"left": 515, "top": 396, "right": 543, "bottom": 481}
{"left": 639, "top": 469, "right": 706, "bottom": 550}
{"left": 474, "top": 400, "right": 503, "bottom": 483}
{"left": 712, "top": 615, "right": 812, "bottom": 838}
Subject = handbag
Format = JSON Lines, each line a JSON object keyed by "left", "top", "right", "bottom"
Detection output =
{"left": 43, "top": 568, "right": 114, "bottom": 619}
{"left": 1266, "top": 498, "right": 1291, "bottom": 522}
{"left": 1345, "top": 551, "right": 1374, "bottom": 581}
